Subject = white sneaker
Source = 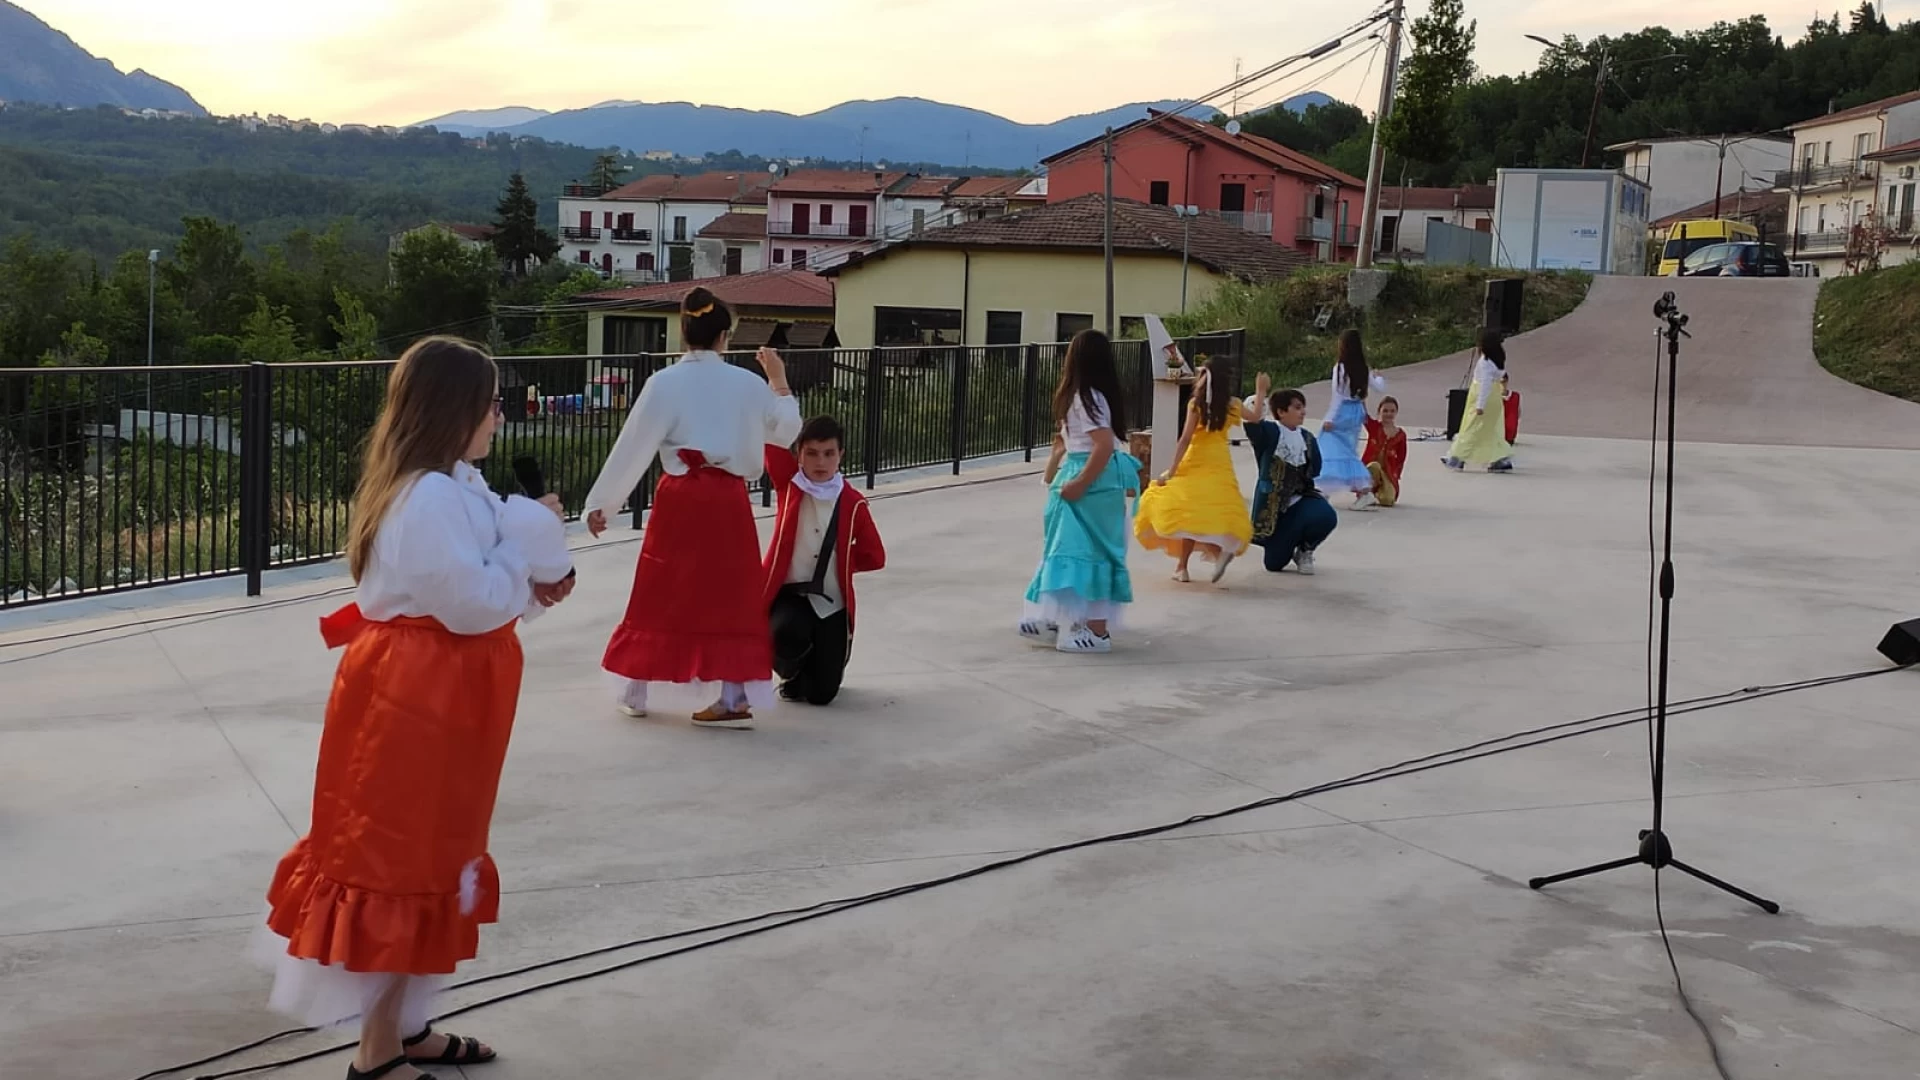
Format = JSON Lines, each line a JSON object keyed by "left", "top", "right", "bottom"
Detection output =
{"left": 1019, "top": 618, "right": 1059, "bottom": 644}
{"left": 618, "top": 705, "right": 648, "bottom": 718}
{"left": 1210, "top": 551, "right": 1236, "bottom": 583}
{"left": 1056, "top": 625, "right": 1112, "bottom": 653}
{"left": 1294, "top": 547, "right": 1317, "bottom": 575}
{"left": 1353, "top": 491, "right": 1378, "bottom": 510}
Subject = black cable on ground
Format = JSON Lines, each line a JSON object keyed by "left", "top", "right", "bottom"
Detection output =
{"left": 131, "top": 663, "right": 1909, "bottom": 1080}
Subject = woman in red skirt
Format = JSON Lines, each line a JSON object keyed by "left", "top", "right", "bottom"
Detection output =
{"left": 586, "top": 286, "right": 801, "bottom": 729}
{"left": 261, "top": 337, "right": 575, "bottom": 1080}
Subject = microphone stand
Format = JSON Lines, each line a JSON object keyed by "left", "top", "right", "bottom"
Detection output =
{"left": 1527, "top": 293, "right": 1778, "bottom": 914}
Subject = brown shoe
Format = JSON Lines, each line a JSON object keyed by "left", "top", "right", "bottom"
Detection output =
{"left": 692, "top": 705, "right": 754, "bottom": 730}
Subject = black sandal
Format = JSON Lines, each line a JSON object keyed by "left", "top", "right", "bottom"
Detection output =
{"left": 403, "top": 1025, "right": 498, "bottom": 1066}
{"left": 346, "top": 1056, "right": 414, "bottom": 1080}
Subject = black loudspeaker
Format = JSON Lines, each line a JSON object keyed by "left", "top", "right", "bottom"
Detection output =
{"left": 1879, "top": 619, "right": 1920, "bottom": 667}
{"left": 1484, "top": 278, "right": 1525, "bottom": 336}
{"left": 1446, "top": 388, "right": 1469, "bottom": 438}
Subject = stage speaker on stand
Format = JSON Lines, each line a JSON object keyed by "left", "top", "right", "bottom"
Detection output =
{"left": 1484, "top": 278, "right": 1525, "bottom": 336}
{"left": 1879, "top": 619, "right": 1920, "bottom": 667}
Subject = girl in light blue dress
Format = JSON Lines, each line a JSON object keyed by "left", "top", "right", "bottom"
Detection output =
{"left": 1317, "top": 329, "right": 1385, "bottom": 507}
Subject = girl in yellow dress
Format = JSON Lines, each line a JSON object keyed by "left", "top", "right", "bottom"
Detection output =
{"left": 1135, "top": 353, "right": 1260, "bottom": 583}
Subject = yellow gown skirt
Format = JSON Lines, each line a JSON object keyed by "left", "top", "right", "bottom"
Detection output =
{"left": 1448, "top": 380, "right": 1513, "bottom": 464}
{"left": 1134, "top": 419, "right": 1253, "bottom": 560}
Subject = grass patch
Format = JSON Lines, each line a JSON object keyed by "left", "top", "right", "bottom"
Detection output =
{"left": 1165, "top": 265, "right": 1592, "bottom": 387}
{"left": 1813, "top": 260, "right": 1920, "bottom": 404}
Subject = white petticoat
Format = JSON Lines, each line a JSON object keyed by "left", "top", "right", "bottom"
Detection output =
{"left": 249, "top": 922, "right": 445, "bottom": 1033}
{"left": 604, "top": 672, "right": 777, "bottom": 713}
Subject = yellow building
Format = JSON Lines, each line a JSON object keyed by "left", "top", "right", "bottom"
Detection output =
{"left": 824, "top": 194, "right": 1305, "bottom": 349}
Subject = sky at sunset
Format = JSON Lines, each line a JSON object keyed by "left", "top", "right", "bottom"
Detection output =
{"left": 17, "top": 0, "right": 1920, "bottom": 127}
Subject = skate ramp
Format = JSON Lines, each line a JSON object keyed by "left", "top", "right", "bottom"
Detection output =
{"left": 1302, "top": 276, "right": 1920, "bottom": 449}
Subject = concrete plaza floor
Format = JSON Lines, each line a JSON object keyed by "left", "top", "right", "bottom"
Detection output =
{"left": 5, "top": 424, "right": 1919, "bottom": 1079}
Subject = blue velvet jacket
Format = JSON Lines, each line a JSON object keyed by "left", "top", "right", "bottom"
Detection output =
{"left": 1244, "top": 420, "right": 1323, "bottom": 543}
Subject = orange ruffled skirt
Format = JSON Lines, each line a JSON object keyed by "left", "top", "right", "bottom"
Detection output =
{"left": 264, "top": 606, "right": 523, "bottom": 977}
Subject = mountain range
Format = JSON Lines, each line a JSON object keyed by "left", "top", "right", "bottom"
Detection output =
{"left": 415, "top": 92, "right": 1340, "bottom": 170}
{"left": 0, "top": 0, "right": 204, "bottom": 115}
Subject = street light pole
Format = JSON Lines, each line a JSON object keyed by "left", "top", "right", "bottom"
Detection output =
{"left": 1579, "top": 49, "right": 1610, "bottom": 168}
{"left": 1175, "top": 205, "right": 1198, "bottom": 312}
{"left": 146, "top": 248, "right": 159, "bottom": 415}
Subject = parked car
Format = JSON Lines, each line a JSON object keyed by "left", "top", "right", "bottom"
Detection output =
{"left": 1678, "top": 242, "right": 1791, "bottom": 277}
{"left": 1656, "top": 218, "right": 1759, "bottom": 276}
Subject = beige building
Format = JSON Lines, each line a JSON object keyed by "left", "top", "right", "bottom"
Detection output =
{"left": 823, "top": 195, "right": 1305, "bottom": 350}
{"left": 1864, "top": 137, "right": 1920, "bottom": 269}
{"left": 1776, "top": 89, "right": 1920, "bottom": 273}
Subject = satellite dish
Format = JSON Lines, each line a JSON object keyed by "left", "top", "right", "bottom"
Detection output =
{"left": 1225, "top": 119, "right": 1243, "bottom": 136}
{"left": 768, "top": 163, "right": 780, "bottom": 174}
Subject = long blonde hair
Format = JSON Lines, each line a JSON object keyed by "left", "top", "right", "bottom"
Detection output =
{"left": 346, "top": 337, "right": 498, "bottom": 580}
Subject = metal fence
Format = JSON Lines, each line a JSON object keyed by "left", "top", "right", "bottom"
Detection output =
{"left": 0, "top": 329, "right": 1243, "bottom": 609}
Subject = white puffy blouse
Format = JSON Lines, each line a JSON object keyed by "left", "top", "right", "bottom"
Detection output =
{"left": 356, "top": 462, "right": 574, "bottom": 634}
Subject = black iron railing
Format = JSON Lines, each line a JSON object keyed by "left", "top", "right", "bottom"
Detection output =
{"left": 0, "top": 331, "right": 1243, "bottom": 608}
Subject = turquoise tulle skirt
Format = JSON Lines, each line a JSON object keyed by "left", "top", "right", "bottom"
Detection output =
{"left": 1023, "top": 450, "right": 1139, "bottom": 628}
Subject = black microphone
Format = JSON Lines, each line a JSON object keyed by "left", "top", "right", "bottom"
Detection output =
{"left": 511, "top": 456, "right": 546, "bottom": 500}
{"left": 1652, "top": 291, "right": 1677, "bottom": 318}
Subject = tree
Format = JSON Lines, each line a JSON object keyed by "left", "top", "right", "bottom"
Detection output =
{"left": 491, "top": 173, "right": 561, "bottom": 278}
{"left": 162, "top": 217, "right": 257, "bottom": 338}
{"left": 589, "top": 153, "right": 630, "bottom": 193}
{"left": 386, "top": 229, "right": 495, "bottom": 345}
{"left": 1381, "top": 0, "right": 1478, "bottom": 182}
{"left": 1848, "top": 3, "right": 1886, "bottom": 35}
{"left": 240, "top": 298, "right": 302, "bottom": 363}
{"left": 328, "top": 288, "right": 380, "bottom": 360}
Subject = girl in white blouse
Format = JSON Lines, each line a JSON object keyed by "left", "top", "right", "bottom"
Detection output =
{"left": 585, "top": 287, "right": 802, "bottom": 728}
{"left": 1444, "top": 328, "right": 1515, "bottom": 472}
{"left": 259, "top": 337, "right": 572, "bottom": 1080}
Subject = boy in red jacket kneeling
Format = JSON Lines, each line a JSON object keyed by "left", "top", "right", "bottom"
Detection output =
{"left": 762, "top": 416, "right": 886, "bottom": 705}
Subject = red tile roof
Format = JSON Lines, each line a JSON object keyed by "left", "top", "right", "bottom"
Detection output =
{"left": 823, "top": 195, "right": 1307, "bottom": 283}
{"left": 1649, "top": 189, "right": 1789, "bottom": 230}
{"left": 582, "top": 269, "right": 833, "bottom": 310}
{"left": 897, "top": 175, "right": 960, "bottom": 198}
{"left": 441, "top": 223, "right": 497, "bottom": 242}
{"left": 1379, "top": 185, "right": 1496, "bottom": 211}
{"left": 1788, "top": 89, "right": 1920, "bottom": 131}
{"left": 1864, "top": 136, "right": 1920, "bottom": 161}
{"left": 599, "top": 171, "right": 770, "bottom": 203}
{"left": 696, "top": 211, "right": 769, "bottom": 241}
{"left": 772, "top": 169, "right": 903, "bottom": 195}
{"left": 1044, "top": 111, "right": 1365, "bottom": 188}
{"left": 947, "top": 176, "right": 1028, "bottom": 199}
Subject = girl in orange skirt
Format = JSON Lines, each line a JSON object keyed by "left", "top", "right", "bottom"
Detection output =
{"left": 260, "top": 338, "right": 575, "bottom": 1080}
{"left": 585, "top": 286, "right": 802, "bottom": 729}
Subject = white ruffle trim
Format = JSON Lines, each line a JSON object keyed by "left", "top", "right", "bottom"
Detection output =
{"left": 249, "top": 922, "right": 444, "bottom": 1032}
{"left": 1023, "top": 594, "right": 1127, "bottom": 633}
{"left": 603, "top": 672, "right": 776, "bottom": 714}
{"left": 1157, "top": 531, "right": 1250, "bottom": 557}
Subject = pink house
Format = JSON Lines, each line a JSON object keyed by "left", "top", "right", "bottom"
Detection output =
{"left": 766, "top": 170, "right": 901, "bottom": 270}
{"left": 1044, "top": 111, "right": 1365, "bottom": 261}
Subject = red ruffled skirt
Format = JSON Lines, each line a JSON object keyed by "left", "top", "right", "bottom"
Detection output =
{"left": 603, "top": 451, "right": 772, "bottom": 685}
{"left": 264, "top": 606, "right": 523, "bottom": 976}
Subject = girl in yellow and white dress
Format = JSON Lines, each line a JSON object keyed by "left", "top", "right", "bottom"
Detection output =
{"left": 1134, "top": 353, "right": 1260, "bottom": 583}
{"left": 1444, "top": 328, "right": 1514, "bottom": 473}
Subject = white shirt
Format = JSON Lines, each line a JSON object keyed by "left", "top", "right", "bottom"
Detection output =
{"left": 585, "top": 351, "right": 803, "bottom": 518}
{"left": 783, "top": 493, "right": 844, "bottom": 617}
{"left": 1330, "top": 362, "right": 1387, "bottom": 403}
{"left": 1062, "top": 390, "right": 1113, "bottom": 453}
{"left": 1471, "top": 355, "right": 1507, "bottom": 410}
{"left": 357, "top": 462, "right": 573, "bottom": 633}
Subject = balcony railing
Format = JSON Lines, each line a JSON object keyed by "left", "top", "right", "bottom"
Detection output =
{"left": 610, "top": 228, "right": 652, "bottom": 244}
{"left": 1219, "top": 211, "right": 1275, "bottom": 235}
{"left": 1773, "top": 160, "right": 1876, "bottom": 189}
{"left": 769, "top": 220, "right": 874, "bottom": 239}
{"left": 1296, "top": 217, "right": 1361, "bottom": 245}
{"left": 562, "top": 226, "right": 602, "bottom": 242}
{"left": 612, "top": 268, "right": 663, "bottom": 284}
{"left": 1792, "top": 230, "right": 1851, "bottom": 254}
{"left": 562, "top": 184, "right": 609, "bottom": 198}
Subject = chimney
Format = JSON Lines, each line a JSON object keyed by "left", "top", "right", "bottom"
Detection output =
{"left": 1828, "top": 98, "right": 1836, "bottom": 115}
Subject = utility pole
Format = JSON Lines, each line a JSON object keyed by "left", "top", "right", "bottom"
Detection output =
{"left": 1103, "top": 126, "right": 1115, "bottom": 338}
{"left": 1579, "top": 49, "right": 1610, "bottom": 168}
{"left": 1176, "top": 205, "right": 1198, "bottom": 312}
{"left": 1356, "top": 0, "right": 1405, "bottom": 269}
{"left": 1712, "top": 135, "right": 1728, "bottom": 219}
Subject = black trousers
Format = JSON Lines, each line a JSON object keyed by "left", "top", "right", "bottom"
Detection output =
{"left": 771, "top": 587, "right": 850, "bottom": 705}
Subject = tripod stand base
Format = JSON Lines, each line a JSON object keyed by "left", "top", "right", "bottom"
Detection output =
{"left": 1529, "top": 830, "right": 1780, "bottom": 914}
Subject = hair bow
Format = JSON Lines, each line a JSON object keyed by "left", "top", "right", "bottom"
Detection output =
{"left": 686, "top": 303, "right": 714, "bottom": 317}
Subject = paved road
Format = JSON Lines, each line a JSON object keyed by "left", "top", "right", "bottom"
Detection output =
{"left": 1302, "top": 276, "right": 1920, "bottom": 449}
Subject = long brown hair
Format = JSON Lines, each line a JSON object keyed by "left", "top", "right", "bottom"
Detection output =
{"left": 346, "top": 337, "right": 498, "bottom": 580}
{"left": 1196, "top": 355, "right": 1234, "bottom": 431}
{"left": 1051, "top": 329, "right": 1126, "bottom": 437}
{"left": 1337, "top": 328, "right": 1370, "bottom": 400}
